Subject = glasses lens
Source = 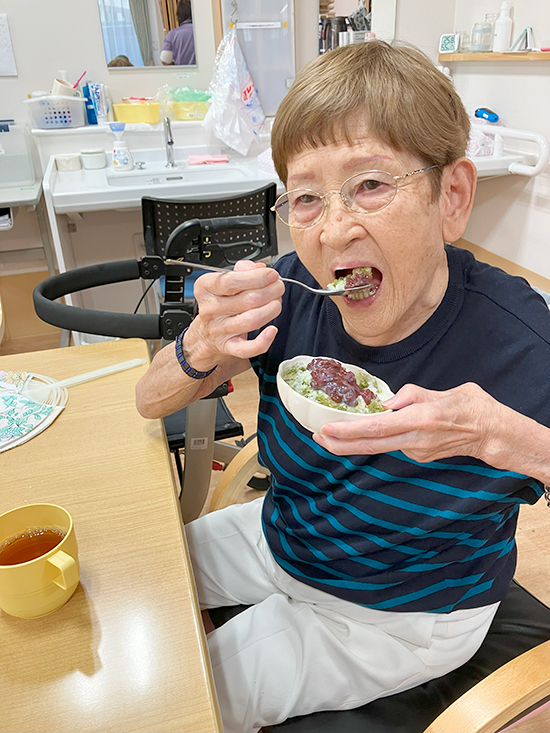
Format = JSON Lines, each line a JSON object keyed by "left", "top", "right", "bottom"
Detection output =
{"left": 275, "top": 190, "right": 324, "bottom": 228}
{"left": 343, "top": 171, "right": 397, "bottom": 213}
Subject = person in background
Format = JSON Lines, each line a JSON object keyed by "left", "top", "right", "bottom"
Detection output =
{"left": 136, "top": 40, "right": 550, "bottom": 733}
{"left": 107, "top": 55, "right": 133, "bottom": 67}
{"left": 160, "top": 0, "right": 196, "bottom": 66}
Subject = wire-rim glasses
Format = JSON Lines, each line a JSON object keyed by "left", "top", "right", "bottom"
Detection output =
{"left": 271, "top": 165, "right": 437, "bottom": 229}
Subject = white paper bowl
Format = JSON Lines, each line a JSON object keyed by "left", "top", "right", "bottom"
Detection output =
{"left": 276, "top": 355, "right": 394, "bottom": 434}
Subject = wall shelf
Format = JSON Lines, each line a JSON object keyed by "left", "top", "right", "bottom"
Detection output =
{"left": 438, "top": 51, "right": 550, "bottom": 62}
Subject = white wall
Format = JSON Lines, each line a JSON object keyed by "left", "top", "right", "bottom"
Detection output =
{"left": 393, "top": 0, "right": 550, "bottom": 279}
{"left": 453, "top": 0, "right": 550, "bottom": 46}
{"left": 449, "top": 0, "right": 550, "bottom": 278}
{"left": 0, "top": 0, "right": 211, "bottom": 275}
{"left": 1, "top": 0, "right": 319, "bottom": 127}
{"left": 395, "top": 0, "right": 456, "bottom": 61}
{"left": 295, "top": 0, "right": 321, "bottom": 72}
{"left": 1, "top": 0, "right": 216, "bottom": 126}
{"left": 0, "top": 0, "right": 317, "bottom": 276}
{"left": 334, "top": 0, "right": 361, "bottom": 17}
{"left": 3, "top": 0, "right": 550, "bottom": 281}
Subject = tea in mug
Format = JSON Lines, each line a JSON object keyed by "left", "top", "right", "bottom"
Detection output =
{"left": 0, "top": 526, "right": 66, "bottom": 566}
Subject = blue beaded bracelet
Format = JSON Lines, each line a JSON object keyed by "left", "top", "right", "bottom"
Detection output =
{"left": 174, "top": 327, "right": 217, "bottom": 380}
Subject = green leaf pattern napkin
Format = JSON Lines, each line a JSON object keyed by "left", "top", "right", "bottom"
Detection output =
{"left": 0, "top": 371, "right": 54, "bottom": 449}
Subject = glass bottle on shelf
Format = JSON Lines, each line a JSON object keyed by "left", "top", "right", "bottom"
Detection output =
{"left": 471, "top": 20, "right": 492, "bottom": 52}
{"left": 471, "top": 23, "right": 483, "bottom": 51}
{"left": 458, "top": 30, "right": 471, "bottom": 53}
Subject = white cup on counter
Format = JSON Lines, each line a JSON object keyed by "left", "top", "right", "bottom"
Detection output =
{"left": 55, "top": 154, "right": 82, "bottom": 172}
{"left": 51, "top": 78, "right": 80, "bottom": 97}
{"left": 80, "top": 149, "right": 107, "bottom": 170}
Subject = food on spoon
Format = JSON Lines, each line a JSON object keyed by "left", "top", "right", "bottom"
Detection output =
{"left": 282, "top": 357, "right": 386, "bottom": 414}
{"left": 327, "top": 267, "right": 374, "bottom": 297}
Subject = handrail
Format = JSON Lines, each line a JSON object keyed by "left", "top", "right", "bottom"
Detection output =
{"left": 470, "top": 124, "right": 550, "bottom": 177}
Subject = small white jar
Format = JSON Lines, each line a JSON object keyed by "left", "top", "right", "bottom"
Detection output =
{"left": 80, "top": 148, "right": 107, "bottom": 170}
{"left": 55, "top": 154, "right": 82, "bottom": 172}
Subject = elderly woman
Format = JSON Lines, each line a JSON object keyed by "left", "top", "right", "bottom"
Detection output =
{"left": 136, "top": 41, "right": 550, "bottom": 732}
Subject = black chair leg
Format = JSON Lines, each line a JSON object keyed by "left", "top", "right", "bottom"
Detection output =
{"left": 173, "top": 449, "right": 183, "bottom": 486}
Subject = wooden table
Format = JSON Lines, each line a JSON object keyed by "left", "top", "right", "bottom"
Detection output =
{"left": 0, "top": 339, "right": 221, "bottom": 733}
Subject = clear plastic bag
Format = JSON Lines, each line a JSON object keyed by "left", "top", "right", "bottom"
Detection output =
{"left": 467, "top": 115, "right": 504, "bottom": 158}
{"left": 202, "top": 28, "right": 266, "bottom": 156}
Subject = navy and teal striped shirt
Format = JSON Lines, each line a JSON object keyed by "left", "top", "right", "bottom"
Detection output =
{"left": 250, "top": 246, "right": 549, "bottom": 613}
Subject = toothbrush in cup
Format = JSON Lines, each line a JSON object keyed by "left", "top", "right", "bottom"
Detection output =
{"left": 73, "top": 71, "right": 87, "bottom": 89}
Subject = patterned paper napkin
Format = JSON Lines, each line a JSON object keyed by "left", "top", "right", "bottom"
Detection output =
{"left": 0, "top": 371, "right": 56, "bottom": 452}
{"left": 0, "top": 370, "right": 30, "bottom": 392}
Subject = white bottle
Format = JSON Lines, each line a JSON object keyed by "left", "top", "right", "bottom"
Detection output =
{"left": 112, "top": 140, "right": 134, "bottom": 171}
{"left": 109, "top": 122, "right": 134, "bottom": 171}
{"left": 493, "top": 1, "right": 513, "bottom": 52}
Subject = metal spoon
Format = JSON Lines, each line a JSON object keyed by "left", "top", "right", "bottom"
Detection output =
{"left": 164, "top": 259, "right": 376, "bottom": 297}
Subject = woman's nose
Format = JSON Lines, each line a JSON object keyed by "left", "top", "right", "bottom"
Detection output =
{"left": 319, "top": 194, "right": 366, "bottom": 250}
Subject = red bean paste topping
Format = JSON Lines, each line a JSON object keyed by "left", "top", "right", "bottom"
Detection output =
{"left": 345, "top": 270, "right": 373, "bottom": 289}
{"left": 307, "top": 358, "right": 375, "bottom": 407}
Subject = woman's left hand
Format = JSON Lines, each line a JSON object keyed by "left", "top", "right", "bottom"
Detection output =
{"left": 313, "top": 382, "right": 508, "bottom": 464}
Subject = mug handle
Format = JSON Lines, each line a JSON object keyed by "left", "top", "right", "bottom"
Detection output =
{"left": 48, "top": 550, "right": 79, "bottom": 590}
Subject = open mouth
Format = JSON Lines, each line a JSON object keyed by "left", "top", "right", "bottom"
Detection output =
{"left": 331, "top": 267, "right": 382, "bottom": 301}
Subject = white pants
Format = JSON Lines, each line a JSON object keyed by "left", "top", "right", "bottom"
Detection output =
{"left": 186, "top": 498, "right": 499, "bottom": 733}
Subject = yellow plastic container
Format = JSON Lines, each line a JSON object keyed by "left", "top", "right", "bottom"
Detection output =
{"left": 171, "top": 101, "right": 210, "bottom": 120}
{"left": 113, "top": 103, "right": 160, "bottom": 124}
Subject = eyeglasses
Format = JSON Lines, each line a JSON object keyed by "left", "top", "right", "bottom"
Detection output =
{"left": 271, "top": 166, "right": 437, "bottom": 229}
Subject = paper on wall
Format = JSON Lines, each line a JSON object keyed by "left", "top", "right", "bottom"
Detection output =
{"left": 0, "top": 15, "right": 17, "bottom": 77}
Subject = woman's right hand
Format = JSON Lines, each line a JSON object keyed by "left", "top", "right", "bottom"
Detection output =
{"left": 135, "top": 260, "right": 284, "bottom": 419}
{"left": 182, "top": 259, "right": 285, "bottom": 372}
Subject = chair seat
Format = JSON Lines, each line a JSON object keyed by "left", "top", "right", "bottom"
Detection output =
{"left": 209, "top": 580, "right": 550, "bottom": 733}
{"left": 163, "top": 397, "right": 244, "bottom": 451}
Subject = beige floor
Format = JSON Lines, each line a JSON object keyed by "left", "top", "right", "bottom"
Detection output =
{"left": 3, "top": 334, "right": 549, "bottom": 731}
{"left": 0, "top": 271, "right": 60, "bottom": 355}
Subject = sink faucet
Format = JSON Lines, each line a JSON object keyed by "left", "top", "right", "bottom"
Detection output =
{"left": 164, "top": 116, "right": 176, "bottom": 168}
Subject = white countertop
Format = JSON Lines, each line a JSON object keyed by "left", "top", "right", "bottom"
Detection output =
{"left": 38, "top": 121, "right": 550, "bottom": 216}
{"left": 0, "top": 180, "right": 42, "bottom": 208}
{"left": 44, "top": 152, "right": 281, "bottom": 214}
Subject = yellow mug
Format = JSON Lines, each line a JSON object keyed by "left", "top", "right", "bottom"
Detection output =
{"left": 0, "top": 504, "right": 80, "bottom": 619}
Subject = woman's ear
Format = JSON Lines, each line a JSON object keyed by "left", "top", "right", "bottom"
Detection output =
{"left": 440, "top": 157, "right": 477, "bottom": 243}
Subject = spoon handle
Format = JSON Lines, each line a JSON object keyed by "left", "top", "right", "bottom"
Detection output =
{"left": 165, "top": 259, "right": 232, "bottom": 274}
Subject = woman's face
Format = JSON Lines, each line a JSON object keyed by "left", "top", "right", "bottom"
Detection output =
{"left": 286, "top": 131, "right": 450, "bottom": 347}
